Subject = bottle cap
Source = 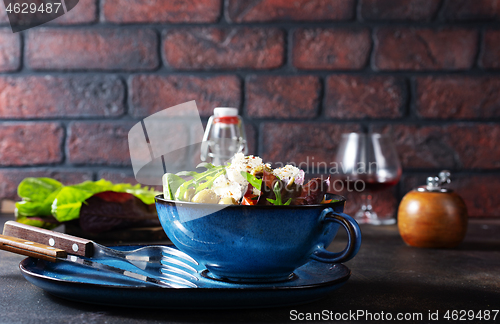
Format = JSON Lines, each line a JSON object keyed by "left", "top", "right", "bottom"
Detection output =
{"left": 214, "top": 107, "right": 238, "bottom": 117}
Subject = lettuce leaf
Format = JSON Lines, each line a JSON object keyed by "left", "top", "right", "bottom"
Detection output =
{"left": 17, "top": 177, "right": 63, "bottom": 202}
{"left": 51, "top": 186, "right": 96, "bottom": 222}
{"left": 174, "top": 164, "right": 226, "bottom": 201}
{"left": 51, "top": 180, "right": 159, "bottom": 222}
{"left": 240, "top": 171, "right": 262, "bottom": 191}
{"left": 162, "top": 173, "right": 185, "bottom": 200}
{"left": 16, "top": 178, "right": 63, "bottom": 219}
{"left": 296, "top": 177, "right": 330, "bottom": 205}
{"left": 15, "top": 178, "right": 160, "bottom": 226}
{"left": 266, "top": 182, "right": 292, "bottom": 206}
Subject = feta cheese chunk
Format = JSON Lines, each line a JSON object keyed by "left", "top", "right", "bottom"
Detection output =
{"left": 227, "top": 153, "right": 265, "bottom": 183}
{"left": 212, "top": 174, "right": 243, "bottom": 201}
{"left": 273, "top": 165, "right": 305, "bottom": 185}
{"left": 210, "top": 153, "right": 271, "bottom": 201}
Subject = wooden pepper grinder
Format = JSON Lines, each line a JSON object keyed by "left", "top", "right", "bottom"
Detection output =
{"left": 398, "top": 171, "right": 468, "bottom": 248}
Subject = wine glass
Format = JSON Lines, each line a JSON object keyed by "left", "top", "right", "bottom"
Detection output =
{"left": 334, "top": 132, "right": 401, "bottom": 225}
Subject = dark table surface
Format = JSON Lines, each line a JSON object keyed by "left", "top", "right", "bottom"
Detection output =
{"left": 1, "top": 213, "right": 499, "bottom": 324}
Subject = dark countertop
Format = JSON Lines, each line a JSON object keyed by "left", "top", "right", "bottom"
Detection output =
{"left": 1, "top": 213, "right": 499, "bottom": 324}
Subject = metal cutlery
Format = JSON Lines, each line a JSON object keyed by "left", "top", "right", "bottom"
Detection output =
{"left": 2, "top": 221, "right": 199, "bottom": 287}
{"left": 0, "top": 234, "right": 181, "bottom": 288}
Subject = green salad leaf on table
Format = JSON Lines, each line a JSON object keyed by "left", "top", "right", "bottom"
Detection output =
{"left": 15, "top": 178, "right": 159, "bottom": 229}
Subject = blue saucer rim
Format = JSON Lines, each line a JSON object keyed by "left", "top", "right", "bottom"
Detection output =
{"left": 19, "top": 257, "right": 351, "bottom": 291}
{"left": 18, "top": 243, "right": 352, "bottom": 309}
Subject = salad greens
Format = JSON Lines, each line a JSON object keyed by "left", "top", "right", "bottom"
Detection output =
{"left": 162, "top": 159, "right": 335, "bottom": 207}
{"left": 266, "top": 182, "right": 292, "bottom": 206}
{"left": 163, "top": 173, "right": 186, "bottom": 200}
{"left": 163, "top": 162, "right": 227, "bottom": 201}
{"left": 240, "top": 171, "right": 262, "bottom": 190}
{"left": 15, "top": 178, "right": 159, "bottom": 229}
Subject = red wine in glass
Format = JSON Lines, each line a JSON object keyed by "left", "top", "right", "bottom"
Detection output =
{"left": 363, "top": 178, "right": 399, "bottom": 192}
{"left": 334, "top": 133, "right": 401, "bottom": 225}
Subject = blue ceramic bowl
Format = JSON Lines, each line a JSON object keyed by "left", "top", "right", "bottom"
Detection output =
{"left": 155, "top": 193, "right": 361, "bottom": 282}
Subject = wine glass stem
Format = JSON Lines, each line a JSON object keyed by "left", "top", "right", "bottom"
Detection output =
{"left": 365, "top": 193, "right": 373, "bottom": 212}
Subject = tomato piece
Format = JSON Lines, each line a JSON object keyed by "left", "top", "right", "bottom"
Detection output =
{"left": 242, "top": 195, "right": 258, "bottom": 205}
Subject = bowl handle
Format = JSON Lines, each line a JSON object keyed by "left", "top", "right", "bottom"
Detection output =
{"left": 311, "top": 208, "right": 362, "bottom": 263}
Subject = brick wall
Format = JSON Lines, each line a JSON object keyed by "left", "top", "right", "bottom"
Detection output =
{"left": 0, "top": 0, "right": 499, "bottom": 218}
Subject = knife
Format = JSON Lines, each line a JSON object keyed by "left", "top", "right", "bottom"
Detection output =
{"left": 3, "top": 220, "right": 109, "bottom": 258}
{"left": 2, "top": 221, "right": 195, "bottom": 264}
{"left": 2, "top": 221, "right": 199, "bottom": 288}
{"left": 0, "top": 234, "right": 178, "bottom": 288}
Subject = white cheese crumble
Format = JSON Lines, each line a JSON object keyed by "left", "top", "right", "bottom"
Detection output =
{"left": 210, "top": 153, "right": 304, "bottom": 201}
{"left": 272, "top": 165, "right": 305, "bottom": 185}
{"left": 212, "top": 153, "right": 267, "bottom": 200}
{"left": 212, "top": 175, "right": 242, "bottom": 200}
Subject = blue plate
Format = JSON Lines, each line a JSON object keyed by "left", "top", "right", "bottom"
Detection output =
{"left": 19, "top": 245, "right": 351, "bottom": 309}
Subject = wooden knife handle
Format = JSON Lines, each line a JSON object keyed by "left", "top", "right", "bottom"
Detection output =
{"left": 0, "top": 234, "right": 67, "bottom": 262}
{"left": 2, "top": 221, "right": 93, "bottom": 257}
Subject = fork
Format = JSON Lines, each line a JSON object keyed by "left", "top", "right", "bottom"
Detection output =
{"left": 3, "top": 221, "right": 200, "bottom": 287}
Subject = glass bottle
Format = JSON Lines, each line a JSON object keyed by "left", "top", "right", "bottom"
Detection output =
{"left": 200, "top": 108, "right": 247, "bottom": 165}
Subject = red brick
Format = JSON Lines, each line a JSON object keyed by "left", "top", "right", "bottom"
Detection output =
{"left": 403, "top": 174, "right": 500, "bottom": 217}
{"left": 243, "top": 122, "right": 257, "bottom": 156}
{"left": 52, "top": 0, "right": 97, "bottom": 24}
{"left": 130, "top": 75, "right": 241, "bottom": 118}
{"left": 0, "top": 76, "right": 125, "bottom": 118}
{"left": 416, "top": 77, "right": 500, "bottom": 119}
{"left": 226, "top": 0, "right": 355, "bottom": 22}
{"left": 480, "top": 30, "right": 500, "bottom": 69}
{"left": 246, "top": 75, "right": 320, "bottom": 118}
{"left": 360, "top": 0, "right": 440, "bottom": 21}
{"left": 325, "top": 75, "right": 405, "bottom": 119}
{"left": 0, "top": 29, "right": 20, "bottom": 72}
{"left": 293, "top": 28, "right": 371, "bottom": 70}
{"left": 261, "top": 123, "right": 361, "bottom": 165}
{"left": 68, "top": 121, "right": 191, "bottom": 168}
{"left": 0, "top": 0, "right": 96, "bottom": 25}
{"left": 163, "top": 28, "right": 284, "bottom": 70}
{"left": 145, "top": 121, "right": 195, "bottom": 174}
{"left": 374, "top": 28, "right": 477, "bottom": 71}
{"left": 384, "top": 124, "right": 500, "bottom": 169}
{"left": 103, "top": 0, "right": 221, "bottom": 23}
{"left": 27, "top": 28, "right": 158, "bottom": 71}
{"left": 68, "top": 122, "right": 134, "bottom": 165}
{"left": 441, "top": 0, "right": 500, "bottom": 21}
{"left": 0, "top": 123, "right": 63, "bottom": 166}
{"left": 0, "top": 169, "right": 93, "bottom": 201}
